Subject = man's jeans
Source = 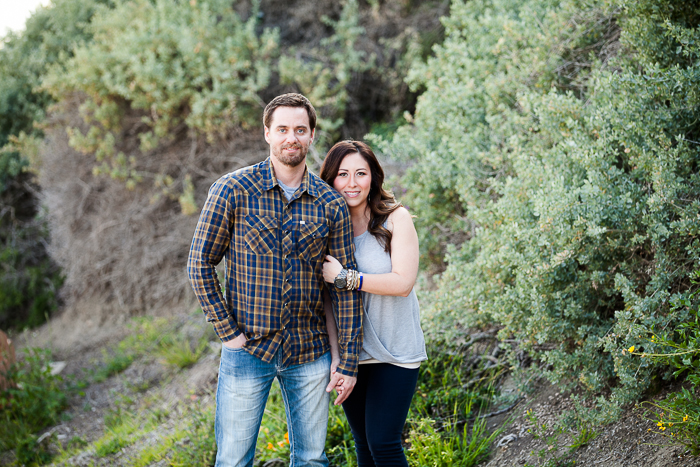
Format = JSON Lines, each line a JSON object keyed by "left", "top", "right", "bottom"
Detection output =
{"left": 214, "top": 345, "right": 331, "bottom": 467}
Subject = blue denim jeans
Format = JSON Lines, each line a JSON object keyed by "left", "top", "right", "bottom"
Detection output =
{"left": 214, "top": 345, "right": 331, "bottom": 467}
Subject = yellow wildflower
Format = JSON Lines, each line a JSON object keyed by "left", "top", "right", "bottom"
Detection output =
{"left": 657, "top": 421, "right": 664, "bottom": 427}
{"left": 660, "top": 426, "right": 666, "bottom": 431}
{"left": 285, "top": 432, "right": 290, "bottom": 444}
{"left": 683, "top": 415, "right": 689, "bottom": 422}
{"left": 267, "top": 442, "right": 274, "bottom": 450}
{"left": 628, "top": 345, "right": 635, "bottom": 353}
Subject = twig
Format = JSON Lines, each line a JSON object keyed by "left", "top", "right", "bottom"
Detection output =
{"left": 478, "top": 397, "right": 523, "bottom": 419}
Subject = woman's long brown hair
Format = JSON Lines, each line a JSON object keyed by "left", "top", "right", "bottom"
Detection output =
{"left": 320, "top": 140, "right": 401, "bottom": 254}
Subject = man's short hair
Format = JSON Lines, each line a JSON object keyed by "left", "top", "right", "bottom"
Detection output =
{"left": 263, "top": 93, "right": 317, "bottom": 131}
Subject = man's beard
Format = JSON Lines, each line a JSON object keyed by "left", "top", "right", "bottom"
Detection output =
{"left": 274, "top": 143, "right": 308, "bottom": 167}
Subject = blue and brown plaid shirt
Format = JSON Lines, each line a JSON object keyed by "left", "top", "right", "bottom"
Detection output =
{"left": 187, "top": 157, "right": 363, "bottom": 377}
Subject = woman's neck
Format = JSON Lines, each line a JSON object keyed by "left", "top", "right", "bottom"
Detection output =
{"left": 350, "top": 205, "right": 371, "bottom": 237}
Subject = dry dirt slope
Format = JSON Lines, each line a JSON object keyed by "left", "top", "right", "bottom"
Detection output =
{"left": 8, "top": 308, "right": 700, "bottom": 467}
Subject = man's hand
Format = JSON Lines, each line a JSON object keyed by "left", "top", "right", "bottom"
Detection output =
{"left": 223, "top": 333, "right": 247, "bottom": 349}
{"left": 326, "top": 372, "right": 357, "bottom": 405}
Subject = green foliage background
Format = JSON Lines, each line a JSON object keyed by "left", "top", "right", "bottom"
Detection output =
{"left": 0, "top": 0, "right": 440, "bottom": 324}
{"left": 1, "top": 0, "right": 699, "bottom": 421}
{"left": 375, "top": 0, "right": 700, "bottom": 416}
{"left": 0, "top": 0, "right": 106, "bottom": 329}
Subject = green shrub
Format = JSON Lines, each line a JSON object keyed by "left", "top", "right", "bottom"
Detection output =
{"left": 0, "top": 348, "right": 68, "bottom": 465}
{"left": 638, "top": 271, "right": 700, "bottom": 455}
{"left": 375, "top": 0, "right": 700, "bottom": 410}
{"left": 0, "top": 0, "right": 101, "bottom": 330}
{"left": 42, "top": 0, "right": 278, "bottom": 197}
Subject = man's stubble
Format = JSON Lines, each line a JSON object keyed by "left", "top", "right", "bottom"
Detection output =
{"left": 272, "top": 143, "right": 310, "bottom": 168}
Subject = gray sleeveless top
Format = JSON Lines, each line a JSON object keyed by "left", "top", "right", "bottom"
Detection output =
{"left": 354, "top": 228, "right": 428, "bottom": 364}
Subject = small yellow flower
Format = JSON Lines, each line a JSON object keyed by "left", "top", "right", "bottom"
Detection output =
{"left": 284, "top": 432, "right": 290, "bottom": 444}
{"left": 657, "top": 421, "right": 664, "bottom": 427}
{"left": 683, "top": 415, "right": 689, "bottom": 422}
{"left": 267, "top": 442, "right": 274, "bottom": 450}
{"left": 669, "top": 422, "right": 673, "bottom": 427}
{"left": 660, "top": 426, "right": 666, "bottom": 431}
{"left": 628, "top": 345, "right": 635, "bottom": 353}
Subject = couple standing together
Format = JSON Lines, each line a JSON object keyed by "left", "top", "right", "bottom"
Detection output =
{"left": 187, "top": 93, "right": 427, "bottom": 467}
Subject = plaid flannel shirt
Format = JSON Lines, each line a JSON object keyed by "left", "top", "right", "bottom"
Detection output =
{"left": 187, "top": 158, "right": 363, "bottom": 377}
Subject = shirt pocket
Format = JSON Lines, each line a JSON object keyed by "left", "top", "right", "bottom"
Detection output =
{"left": 244, "top": 215, "right": 278, "bottom": 255}
{"left": 297, "top": 220, "right": 329, "bottom": 262}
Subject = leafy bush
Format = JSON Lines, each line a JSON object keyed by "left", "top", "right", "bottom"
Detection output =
{"left": 0, "top": 348, "right": 68, "bottom": 465}
{"left": 0, "top": 0, "right": 103, "bottom": 330}
{"left": 0, "top": 0, "right": 110, "bottom": 182}
{"left": 639, "top": 271, "right": 700, "bottom": 455}
{"left": 375, "top": 0, "right": 700, "bottom": 411}
{"left": 42, "top": 0, "right": 278, "bottom": 195}
{"left": 0, "top": 218, "right": 64, "bottom": 329}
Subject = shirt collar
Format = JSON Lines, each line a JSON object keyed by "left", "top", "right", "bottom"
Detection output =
{"left": 262, "top": 157, "right": 319, "bottom": 199}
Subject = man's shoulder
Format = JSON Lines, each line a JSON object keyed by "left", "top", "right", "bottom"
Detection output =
{"left": 308, "top": 171, "right": 344, "bottom": 204}
{"left": 212, "top": 160, "right": 267, "bottom": 191}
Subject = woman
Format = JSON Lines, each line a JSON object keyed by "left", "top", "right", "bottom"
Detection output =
{"left": 321, "top": 140, "right": 427, "bottom": 467}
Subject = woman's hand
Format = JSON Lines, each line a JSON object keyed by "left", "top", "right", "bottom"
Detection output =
{"left": 322, "top": 255, "right": 343, "bottom": 284}
{"left": 330, "top": 356, "right": 340, "bottom": 375}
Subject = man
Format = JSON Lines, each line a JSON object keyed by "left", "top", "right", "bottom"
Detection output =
{"left": 187, "top": 93, "right": 362, "bottom": 467}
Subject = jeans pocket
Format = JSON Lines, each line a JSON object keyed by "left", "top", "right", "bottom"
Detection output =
{"left": 219, "top": 345, "right": 246, "bottom": 375}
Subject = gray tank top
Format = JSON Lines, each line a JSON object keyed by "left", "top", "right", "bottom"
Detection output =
{"left": 354, "top": 228, "right": 428, "bottom": 364}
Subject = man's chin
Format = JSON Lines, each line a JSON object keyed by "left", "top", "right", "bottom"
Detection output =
{"left": 275, "top": 152, "right": 307, "bottom": 168}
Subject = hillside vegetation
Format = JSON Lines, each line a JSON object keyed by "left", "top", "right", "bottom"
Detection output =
{"left": 1, "top": 0, "right": 700, "bottom": 464}
{"left": 375, "top": 0, "right": 700, "bottom": 419}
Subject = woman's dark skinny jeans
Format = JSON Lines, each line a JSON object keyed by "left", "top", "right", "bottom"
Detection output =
{"left": 342, "top": 363, "right": 419, "bottom": 467}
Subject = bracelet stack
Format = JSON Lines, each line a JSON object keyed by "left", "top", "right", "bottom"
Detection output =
{"left": 346, "top": 269, "right": 359, "bottom": 291}
{"left": 334, "top": 268, "right": 364, "bottom": 291}
{"left": 346, "top": 269, "right": 364, "bottom": 291}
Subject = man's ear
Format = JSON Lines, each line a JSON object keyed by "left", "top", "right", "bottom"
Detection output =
{"left": 310, "top": 128, "right": 315, "bottom": 143}
{"left": 264, "top": 126, "right": 271, "bottom": 144}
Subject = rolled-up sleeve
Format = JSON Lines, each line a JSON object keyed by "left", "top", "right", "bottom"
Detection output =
{"left": 327, "top": 199, "right": 363, "bottom": 377}
{"left": 187, "top": 179, "right": 241, "bottom": 342}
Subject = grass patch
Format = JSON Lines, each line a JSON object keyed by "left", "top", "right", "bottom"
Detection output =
{"left": 169, "top": 399, "right": 217, "bottom": 466}
{"left": 0, "top": 348, "right": 67, "bottom": 466}
{"left": 157, "top": 333, "right": 208, "bottom": 369}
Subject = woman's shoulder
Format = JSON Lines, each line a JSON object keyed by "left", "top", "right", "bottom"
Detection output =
{"left": 386, "top": 206, "right": 413, "bottom": 231}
